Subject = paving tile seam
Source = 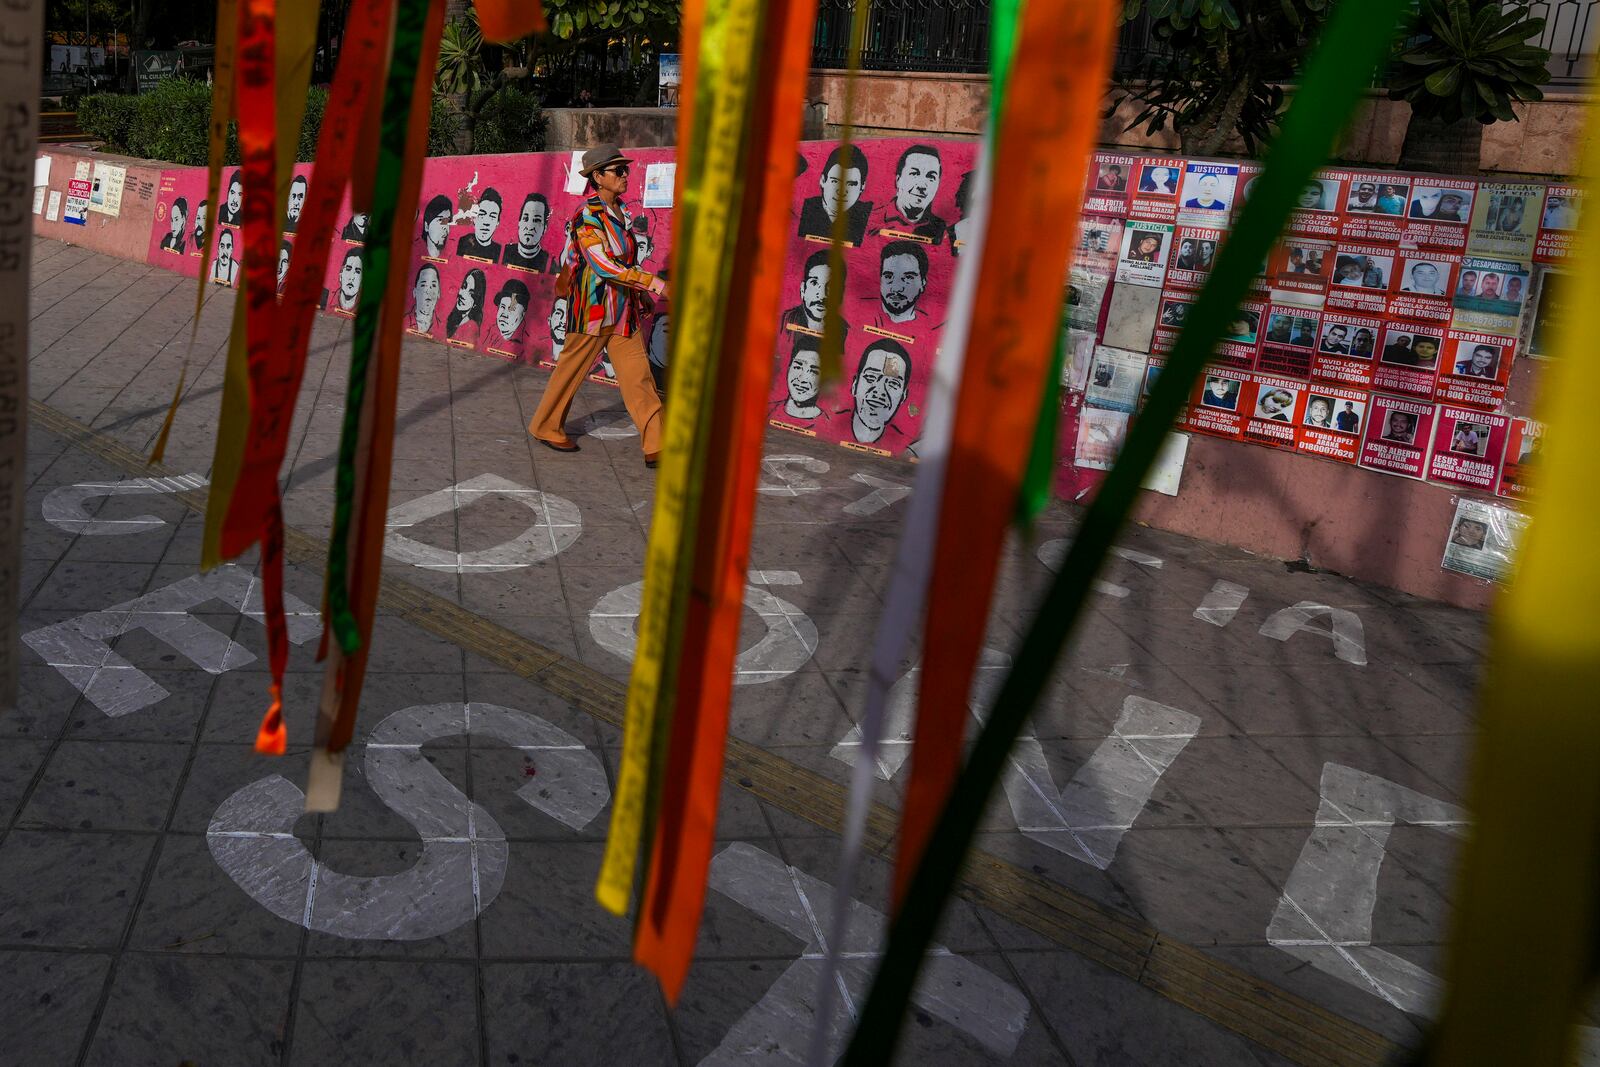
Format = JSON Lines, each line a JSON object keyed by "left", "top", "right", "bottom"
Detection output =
{"left": 27, "top": 396, "right": 1403, "bottom": 1067}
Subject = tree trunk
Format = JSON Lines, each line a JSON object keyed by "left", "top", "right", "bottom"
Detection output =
{"left": 1397, "top": 114, "right": 1484, "bottom": 174}
{"left": 1183, "top": 71, "right": 1253, "bottom": 157}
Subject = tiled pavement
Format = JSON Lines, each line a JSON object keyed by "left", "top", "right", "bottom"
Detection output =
{"left": 6, "top": 237, "right": 1500, "bottom": 1065}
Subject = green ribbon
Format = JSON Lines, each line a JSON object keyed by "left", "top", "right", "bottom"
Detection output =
{"left": 324, "top": 0, "right": 431, "bottom": 654}
{"left": 839, "top": 0, "right": 1413, "bottom": 1059}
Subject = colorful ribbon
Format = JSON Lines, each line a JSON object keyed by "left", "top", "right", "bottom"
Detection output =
{"left": 889, "top": 0, "right": 1117, "bottom": 908}
{"left": 594, "top": 0, "right": 758, "bottom": 920}
{"left": 1420, "top": 93, "right": 1600, "bottom": 1067}
{"left": 632, "top": 0, "right": 821, "bottom": 1004}
{"left": 840, "top": 0, "right": 1410, "bottom": 1056}
{"left": 814, "top": 0, "right": 870, "bottom": 385}
{"left": 150, "top": 0, "right": 239, "bottom": 466}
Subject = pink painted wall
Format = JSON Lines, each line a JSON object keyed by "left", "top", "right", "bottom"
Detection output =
{"left": 33, "top": 148, "right": 167, "bottom": 261}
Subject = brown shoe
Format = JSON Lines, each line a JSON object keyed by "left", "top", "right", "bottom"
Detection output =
{"left": 536, "top": 436, "right": 580, "bottom": 453}
{"left": 644, "top": 452, "right": 659, "bottom": 469}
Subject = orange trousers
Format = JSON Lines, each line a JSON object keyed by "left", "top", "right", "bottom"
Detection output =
{"left": 528, "top": 328, "right": 662, "bottom": 457}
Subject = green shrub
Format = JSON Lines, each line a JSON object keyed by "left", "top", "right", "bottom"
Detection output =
{"left": 76, "top": 93, "right": 140, "bottom": 153}
{"left": 77, "top": 77, "right": 505, "bottom": 165}
{"left": 466, "top": 86, "right": 546, "bottom": 155}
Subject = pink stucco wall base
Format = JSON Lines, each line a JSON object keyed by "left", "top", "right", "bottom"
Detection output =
{"left": 33, "top": 149, "right": 167, "bottom": 261}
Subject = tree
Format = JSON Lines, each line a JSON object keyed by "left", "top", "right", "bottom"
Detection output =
{"left": 1388, "top": 0, "right": 1551, "bottom": 172}
{"left": 1111, "top": 0, "right": 1326, "bottom": 157}
{"left": 435, "top": 9, "right": 530, "bottom": 151}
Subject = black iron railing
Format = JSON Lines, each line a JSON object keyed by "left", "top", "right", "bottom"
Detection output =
{"left": 811, "top": 0, "right": 992, "bottom": 73}
{"left": 1530, "top": 0, "right": 1599, "bottom": 85}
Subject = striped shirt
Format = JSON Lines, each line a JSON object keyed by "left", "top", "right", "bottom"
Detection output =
{"left": 559, "top": 194, "right": 660, "bottom": 337}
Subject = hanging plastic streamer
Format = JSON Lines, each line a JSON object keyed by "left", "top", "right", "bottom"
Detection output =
{"left": 220, "top": 0, "right": 395, "bottom": 754}
{"left": 805, "top": 0, "right": 1015, "bottom": 1059}
{"left": 839, "top": 0, "right": 1410, "bottom": 1057}
{"left": 149, "top": 0, "right": 239, "bottom": 466}
{"left": 889, "top": 0, "right": 1117, "bottom": 909}
{"left": 1416, "top": 97, "right": 1600, "bottom": 1067}
{"left": 307, "top": 0, "right": 447, "bottom": 809}
{"left": 593, "top": 0, "right": 765, "bottom": 921}
{"left": 631, "top": 0, "right": 821, "bottom": 1003}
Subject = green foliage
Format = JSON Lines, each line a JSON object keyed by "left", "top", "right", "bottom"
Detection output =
{"left": 75, "top": 92, "right": 138, "bottom": 152}
{"left": 470, "top": 87, "right": 548, "bottom": 155}
{"left": 1387, "top": 0, "right": 1551, "bottom": 124}
{"left": 1113, "top": 0, "right": 1324, "bottom": 156}
{"left": 544, "top": 0, "right": 677, "bottom": 39}
{"left": 78, "top": 78, "right": 467, "bottom": 165}
{"left": 436, "top": 15, "right": 490, "bottom": 96}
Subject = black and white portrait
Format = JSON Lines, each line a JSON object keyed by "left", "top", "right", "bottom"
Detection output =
{"left": 798, "top": 144, "right": 871, "bottom": 246}
{"left": 502, "top": 192, "right": 552, "bottom": 272}
{"left": 850, "top": 339, "right": 912, "bottom": 444}
{"left": 457, "top": 187, "right": 503, "bottom": 261}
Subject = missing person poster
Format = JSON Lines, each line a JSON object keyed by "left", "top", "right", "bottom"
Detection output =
{"left": 88, "top": 161, "right": 126, "bottom": 216}
{"left": 1212, "top": 300, "right": 1263, "bottom": 368}
{"left": 1295, "top": 383, "right": 1367, "bottom": 463}
{"left": 1534, "top": 184, "right": 1581, "bottom": 263}
{"left": 1165, "top": 226, "right": 1222, "bottom": 289}
{"left": 1085, "top": 151, "right": 1136, "bottom": 215}
{"left": 1085, "top": 345, "right": 1148, "bottom": 413}
{"left": 1116, "top": 222, "right": 1174, "bottom": 287}
{"left": 1497, "top": 416, "right": 1542, "bottom": 500}
{"left": 1441, "top": 498, "right": 1528, "bottom": 583}
{"left": 1184, "top": 366, "right": 1250, "bottom": 439}
{"left": 1325, "top": 242, "right": 1396, "bottom": 314}
{"left": 1358, "top": 395, "right": 1436, "bottom": 479}
{"left": 1074, "top": 407, "right": 1131, "bottom": 471}
{"left": 1428, "top": 406, "right": 1510, "bottom": 490}
{"left": 1243, "top": 373, "right": 1307, "bottom": 449}
{"left": 1066, "top": 265, "right": 1110, "bottom": 332}
{"left": 1527, "top": 267, "right": 1568, "bottom": 357}
{"left": 1151, "top": 290, "right": 1193, "bottom": 355}
{"left": 1341, "top": 173, "right": 1411, "bottom": 242}
{"left": 1129, "top": 157, "right": 1182, "bottom": 221}
{"left": 1077, "top": 215, "right": 1124, "bottom": 266}
{"left": 1452, "top": 255, "right": 1530, "bottom": 333}
{"left": 1374, "top": 322, "right": 1443, "bottom": 398}
{"left": 1311, "top": 310, "right": 1380, "bottom": 388}
{"left": 1287, "top": 171, "right": 1344, "bottom": 237}
{"left": 1176, "top": 161, "right": 1239, "bottom": 226}
{"left": 1388, "top": 250, "right": 1460, "bottom": 322}
{"left": 1434, "top": 328, "right": 1515, "bottom": 409}
{"left": 1399, "top": 178, "right": 1475, "bottom": 249}
{"left": 1268, "top": 238, "right": 1333, "bottom": 294}
{"left": 1468, "top": 182, "right": 1545, "bottom": 260}
{"left": 1257, "top": 304, "right": 1320, "bottom": 378}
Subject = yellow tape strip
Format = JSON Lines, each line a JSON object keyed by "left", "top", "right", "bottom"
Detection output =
{"left": 1423, "top": 111, "right": 1600, "bottom": 1066}
{"left": 594, "top": 0, "right": 765, "bottom": 917}
{"left": 199, "top": 0, "right": 320, "bottom": 569}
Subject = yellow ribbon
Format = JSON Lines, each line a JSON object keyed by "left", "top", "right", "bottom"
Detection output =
{"left": 1423, "top": 108, "right": 1600, "bottom": 1067}
{"left": 594, "top": 0, "right": 765, "bottom": 916}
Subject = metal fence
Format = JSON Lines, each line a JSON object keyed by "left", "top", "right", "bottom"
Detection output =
{"left": 1530, "top": 0, "right": 1599, "bottom": 85}
{"left": 811, "top": 0, "right": 991, "bottom": 73}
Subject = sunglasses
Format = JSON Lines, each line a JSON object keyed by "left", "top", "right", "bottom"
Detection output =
{"left": 601, "top": 163, "right": 631, "bottom": 177}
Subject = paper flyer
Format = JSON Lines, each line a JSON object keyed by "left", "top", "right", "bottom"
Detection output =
{"left": 1211, "top": 300, "right": 1263, "bottom": 368}
{"left": 1496, "top": 417, "right": 1542, "bottom": 500}
{"left": 1451, "top": 254, "right": 1530, "bottom": 333}
{"left": 1184, "top": 365, "right": 1250, "bottom": 439}
{"left": 1128, "top": 156, "right": 1182, "bottom": 222}
{"left": 1066, "top": 264, "right": 1111, "bottom": 332}
{"left": 1441, "top": 498, "right": 1529, "bottom": 583}
{"left": 1115, "top": 221, "right": 1174, "bottom": 287}
{"left": 1286, "top": 170, "right": 1343, "bottom": 237}
{"left": 88, "top": 161, "right": 127, "bottom": 216}
{"left": 1428, "top": 405, "right": 1510, "bottom": 491}
{"left": 1084, "top": 151, "right": 1135, "bottom": 216}
{"left": 1243, "top": 372, "right": 1308, "bottom": 450}
{"left": 1085, "top": 345, "right": 1148, "bottom": 413}
{"left": 1268, "top": 237, "right": 1334, "bottom": 294}
{"left": 1467, "top": 181, "right": 1545, "bottom": 260}
{"left": 1387, "top": 249, "right": 1460, "bottom": 322}
{"left": 1534, "top": 184, "right": 1581, "bottom": 263}
{"left": 1358, "top": 394, "right": 1436, "bottom": 479}
{"left": 1294, "top": 382, "right": 1367, "bottom": 463}
{"left": 63, "top": 178, "right": 90, "bottom": 225}
{"left": 1325, "top": 242, "right": 1396, "bottom": 314}
{"left": 642, "top": 162, "right": 675, "bottom": 208}
{"left": 33, "top": 154, "right": 49, "bottom": 186}
{"left": 1373, "top": 322, "right": 1443, "bottom": 398}
{"left": 1433, "top": 327, "right": 1515, "bottom": 410}
{"left": 1340, "top": 172, "right": 1411, "bottom": 243}
{"left": 1150, "top": 290, "right": 1193, "bottom": 355}
{"left": 1257, "top": 304, "right": 1321, "bottom": 378}
{"left": 45, "top": 189, "right": 60, "bottom": 221}
{"left": 1175, "top": 161, "right": 1239, "bottom": 226}
{"left": 1073, "top": 407, "right": 1131, "bottom": 471}
{"left": 1397, "top": 177, "right": 1475, "bottom": 249}
{"left": 1310, "top": 309, "right": 1380, "bottom": 388}
{"left": 1164, "top": 226, "right": 1222, "bottom": 289}
{"left": 32, "top": 186, "right": 44, "bottom": 214}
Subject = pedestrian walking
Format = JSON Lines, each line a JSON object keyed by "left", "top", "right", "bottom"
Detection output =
{"left": 528, "top": 144, "right": 669, "bottom": 467}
